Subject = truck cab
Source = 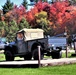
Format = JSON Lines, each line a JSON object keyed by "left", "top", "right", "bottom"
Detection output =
{"left": 4, "top": 28, "right": 48, "bottom": 61}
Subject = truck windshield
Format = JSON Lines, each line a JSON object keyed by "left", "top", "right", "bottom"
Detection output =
{"left": 0, "top": 37, "right": 6, "bottom": 43}
{"left": 17, "top": 33, "right": 24, "bottom": 40}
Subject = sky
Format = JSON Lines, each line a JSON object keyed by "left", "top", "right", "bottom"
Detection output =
{"left": 0, "top": 0, "right": 30, "bottom": 9}
{"left": 0, "top": 0, "right": 51, "bottom": 10}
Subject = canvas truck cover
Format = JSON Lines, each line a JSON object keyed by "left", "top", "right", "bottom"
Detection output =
{"left": 18, "top": 28, "right": 44, "bottom": 41}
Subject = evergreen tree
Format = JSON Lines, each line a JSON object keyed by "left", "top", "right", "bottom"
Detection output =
{"left": 2, "top": 0, "right": 14, "bottom": 14}
{"left": 7, "top": 20, "right": 19, "bottom": 41}
{"left": 19, "top": 18, "right": 31, "bottom": 30}
{"left": 0, "top": 21, "right": 7, "bottom": 37}
{"left": 22, "top": 0, "right": 28, "bottom": 9}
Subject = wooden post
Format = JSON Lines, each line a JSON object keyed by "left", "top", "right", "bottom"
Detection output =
{"left": 64, "top": 26, "right": 68, "bottom": 58}
{"left": 38, "top": 46, "right": 41, "bottom": 67}
{"left": 65, "top": 35, "right": 68, "bottom": 58}
{"left": 66, "top": 44, "right": 68, "bottom": 58}
{"left": 74, "top": 42, "right": 76, "bottom": 53}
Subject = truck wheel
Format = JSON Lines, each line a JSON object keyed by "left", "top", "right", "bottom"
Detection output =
{"left": 24, "top": 53, "right": 32, "bottom": 60}
{"left": 59, "top": 51, "right": 62, "bottom": 58}
{"left": 5, "top": 51, "right": 14, "bottom": 61}
{"left": 51, "top": 51, "right": 62, "bottom": 59}
{"left": 32, "top": 49, "right": 44, "bottom": 60}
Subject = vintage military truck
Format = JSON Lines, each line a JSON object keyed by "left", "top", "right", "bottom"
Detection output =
{"left": 4, "top": 28, "right": 62, "bottom": 61}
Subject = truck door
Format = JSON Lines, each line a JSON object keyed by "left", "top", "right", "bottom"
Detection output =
{"left": 16, "top": 32, "right": 27, "bottom": 53}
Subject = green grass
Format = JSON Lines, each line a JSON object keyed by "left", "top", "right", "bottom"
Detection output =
{"left": 0, "top": 64, "right": 76, "bottom": 75}
{"left": 44, "top": 51, "right": 75, "bottom": 59}
{"left": 0, "top": 51, "right": 75, "bottom": 61}
{"left": 62, "top": 52, "right": 73, "bottom": 58}
{"left": 0, "top": 52, "right": 76, "bottom": 75}
{"left": 0, "top": 54, "right": 5, "bottom": 61}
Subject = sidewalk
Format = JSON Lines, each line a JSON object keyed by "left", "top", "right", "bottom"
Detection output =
{"left": 0, "top": 58, "right": 76, "bottom": 67}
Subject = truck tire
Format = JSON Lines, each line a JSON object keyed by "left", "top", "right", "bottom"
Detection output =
{"left": 59, "top": 51, "right": 62, "bottom": 58}
{"left": 5, "top": 51, "right": 14, "bottom": 61}
{"left": 32, "top": 48, "right": 44, "bottom": 60}
{"left": 51, "top": 51, "right": 62, "bottom": 59}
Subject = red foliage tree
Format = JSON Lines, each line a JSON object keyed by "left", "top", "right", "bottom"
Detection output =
{"left": 62, "top": 5, "right": 76, "bottom": 34}
{"left": 48, "top": 1, "right": 72, "bottom": 35}
{"left": 26, "top": 1, "right": 76, "bottom": 35}
{"left": 1, "top": 16, "right": 5, "bottom": 21}
{"left": 3, "top": 5, "right": 27, "bottom": 24}
{"left": 35, "top": 1, "right": 43, "bottom": 12}
{"left": 26, "top": 11, "right": 34, "bottom": 23}
{"left": 1, "top": 1, "right": 76, "bottom": 36}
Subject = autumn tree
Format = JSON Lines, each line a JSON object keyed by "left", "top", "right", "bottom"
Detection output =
{"left": 35, "top": 11, "right": 50, "bottom": 35}
{"left": 35, "top": 1, "right": 43, "bottom": 12}
{"left": 1, "top": 1, "right": 76, "bottom": 38}
{"left": 26, "top": 6, "right": 38, "bottom": 26}
{"left": 62, "top": 5, "right": 76, "bottom": 35}
{"left": 12, "top": 5, "right": 26, "bottom": 24}
{"left": 4, "top": 11, "right": 12, "bottom": 24}
{"left": 48, "top": 1, "right": 76, "bottom": 44}
{"left": 47, "top": 1, "right": 70, "bottom": 35}
{"left": 2, "top": 0, "right": 14, "bottom": 14}
{"left": 34, "top": 1, "right": 75, "bottom": 36}
{"left": 4, "top": 5, "right": 27, "bottom": 24}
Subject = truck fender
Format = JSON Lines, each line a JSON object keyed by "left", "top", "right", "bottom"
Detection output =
{"left": 31, "top": 42, "right": 44, "bottom": 52}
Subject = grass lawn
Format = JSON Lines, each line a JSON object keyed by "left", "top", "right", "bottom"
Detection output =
{"left": 0, "top": 51, "right": 76, "bottom": 75}
{"left": 0, "top": 50, "right": 75, "bottom": 61}
{"left": 0, "top": 54, "right": 5, "bottom": 61}
{"left": 0, "top": 64, "right": 76, "bottom": 75}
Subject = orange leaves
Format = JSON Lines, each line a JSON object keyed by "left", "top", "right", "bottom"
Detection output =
{"left": 35, "top": 1, "right": 50, "bottom": 12}
{"left": 1, "top": 16, "right": 5, "bottom": 21}
{"left": 4, "top": 5, "right": 27, "bottom": 23}
{"left": 17, "top": 5, "right": 26, "bottom": 15}
{"left": 1, "top": 1, "right": 76, "bottom": 35}
{"left": 50, "top": 1, "right": 71, "bottom": 26}
{"left": 35, "top": 1, "right": 43, "bottom": 12}
{"left": 30, "top": 7, "right": 38, "bottom": 15}
{"left": 26, "top": 11, "right": 34, "bottom": 22}
{"left": 50, "top": 7, "right": 57, "bottom": 15}
{"left": 65, "top": 12, "right": 71, "bottom": 19}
